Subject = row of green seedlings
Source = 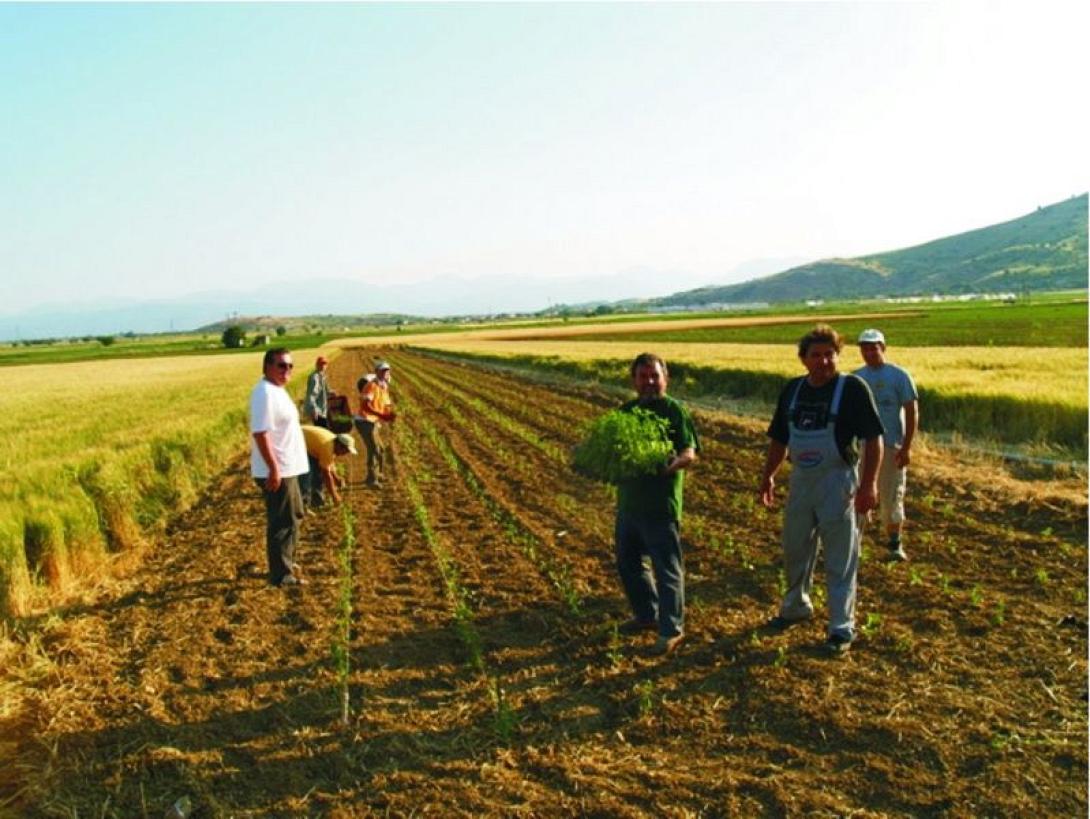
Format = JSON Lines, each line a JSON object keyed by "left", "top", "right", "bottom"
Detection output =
{"left": 408, "top": 352, "right": 1039, "bottom": 662}
{"left": 393, "top": 415, "right": 518, "bottom": 740}
{"left": 398, "top": 355, "right": 637, "bottom": 562}
{"left": 396, "top": 354, "right": 579, "bottom": 460}
{"left": 403, "top": 351, "right": 767, "bottom": 542}
{"left": 392, "top": 376, "right": 583, "bottom": 616}
{"left": 395, "top": 371, "right": 585, "bottom": 615}
{"left": 686, "top": 517, "right": 759, "bottom": 574}
{"left": 333, "top": 503, "right": 356, "bottom": 725}
{"left": 428, "top": 351, "right": 627, "bottom": 455}
{"left": 400, "top": 351, "right": 777, "bottom": 601}
{"left": 457, "top": 392, "right": 565, "bottom": 462}
{"left": 405, "top": 351, "right": 918, "bottom": 645}
{"left": 418, "top": 346, "right": 1090, "bottom": 452}
{"left": 391, "top": 356, "right": 566, "bottom": 465}
{"left": 395, "top": 356, "right": 616, "bottom": 541}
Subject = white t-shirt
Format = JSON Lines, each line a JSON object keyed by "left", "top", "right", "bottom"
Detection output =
{"left": 853, "top": 362, "right": 918, "bottom": 448}
{"left": 249, "top": 378, "right": 309, "bottom": 479}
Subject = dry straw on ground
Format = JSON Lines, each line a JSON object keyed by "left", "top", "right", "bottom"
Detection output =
{"left": 2, "top": 347, "right": 1083, "bottom": 816}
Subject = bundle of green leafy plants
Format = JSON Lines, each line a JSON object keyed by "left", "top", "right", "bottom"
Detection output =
{"left": 572, "top": 408, "right": 673, "bottom": 484}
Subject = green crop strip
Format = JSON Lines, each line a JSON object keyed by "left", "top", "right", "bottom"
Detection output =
{"left": 412, "top": 347, "right": 1087, "bottom": 454}
{"left": 391, "top": 358, "right": 566, "bottom": 465}
{"left": 394, "top": 421, "right": 484, "bottom": 672}
{"left": 393, "top": 416, "right": 522, "bottom": 740}
{"left": 393, "top": 350, "right": 781, "bottom": 604}
{"left": 392, "top": 368, "right": 583, "bottom": 616}
{"left": 333, "top": 504, "right": 356, "bottom": 725}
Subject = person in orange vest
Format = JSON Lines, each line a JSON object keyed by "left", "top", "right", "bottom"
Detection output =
{"left": 354, "top": 361, "right": 396, "bottom": 486}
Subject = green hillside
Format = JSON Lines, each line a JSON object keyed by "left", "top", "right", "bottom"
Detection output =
{"left": 655, "top": 194, "right": 1088, "bottom": 306}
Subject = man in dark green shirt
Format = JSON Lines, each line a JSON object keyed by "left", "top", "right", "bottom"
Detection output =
{"left": 615, "top": 353, "right": 699, "bottom": 656}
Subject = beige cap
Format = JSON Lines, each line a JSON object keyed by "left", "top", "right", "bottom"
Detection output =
{"left": 858, "top": 328, "right": 885, "bottom": 345}
{"left": 334, "top": 434, "right": 358, "bottom": 455}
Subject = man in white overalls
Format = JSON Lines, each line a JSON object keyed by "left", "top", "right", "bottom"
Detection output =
{"left": 758, "top": 324, "right": 884, "bottom": 655}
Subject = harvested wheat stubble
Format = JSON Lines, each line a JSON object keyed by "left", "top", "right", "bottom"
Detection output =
{"left": 0, "top": 346, "right": 1085, "bottom": 817}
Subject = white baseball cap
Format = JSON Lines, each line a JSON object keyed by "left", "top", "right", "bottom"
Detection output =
{"left": 334, "top": 433, "right": 358, "bottom": 455}
{"left": 858, "top": 328, "right": 886, "bottom": 345}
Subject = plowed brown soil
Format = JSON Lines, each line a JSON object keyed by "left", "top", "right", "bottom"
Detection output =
{"left": 2, "top": 347, "right": 1086, "bottom": 817}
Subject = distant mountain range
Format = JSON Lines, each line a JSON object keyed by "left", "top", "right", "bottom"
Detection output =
{"left": 650, "top": 194, "right": 1088, "bottom": 308}
{"left": 1, "top": 196, "right": 1084, "bottom": 341}
{"left": 0, "top": 262, "right": 765, "bottom": 341}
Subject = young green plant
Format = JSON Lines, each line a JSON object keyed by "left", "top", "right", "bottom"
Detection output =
{"left": 572, "top": 408, "right": 673, "bottom": 484}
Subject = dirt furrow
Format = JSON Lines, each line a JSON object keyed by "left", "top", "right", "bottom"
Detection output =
{"left": 3, "top": 346, "right": 1083, "bottom": 816}
{"left": 391, "top": 355, "right": 618, "bottom": 599}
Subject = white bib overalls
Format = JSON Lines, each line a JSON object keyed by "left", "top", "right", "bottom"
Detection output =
{"left": 780, "top": 375, "right": 859, "bottom": 640}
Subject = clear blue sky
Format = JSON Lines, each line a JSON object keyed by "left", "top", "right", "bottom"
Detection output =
{"left": 1, "top": 1, "right": 1086, "bottom": 313}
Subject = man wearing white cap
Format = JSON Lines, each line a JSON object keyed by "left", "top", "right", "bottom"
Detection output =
{"left": 303, "top": 355, "right": 331, "bottom": 428}
{"left": 355, "top": 360, "right": 396, "bottom": 486}
{"left": 853, "top": 329, "right": 918, "bottom": 562}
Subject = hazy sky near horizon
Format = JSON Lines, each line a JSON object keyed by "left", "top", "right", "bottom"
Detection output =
{"left": 1, "top": 1, "right": 1086, "bottom": 313}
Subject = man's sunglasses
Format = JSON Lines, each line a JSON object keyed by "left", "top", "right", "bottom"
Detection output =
{"left": 275, "top": 362, "right": 294, "bottom": 370}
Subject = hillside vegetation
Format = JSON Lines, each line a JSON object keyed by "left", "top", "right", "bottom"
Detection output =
{"left": 656, "top": 194, "right": 1088, "bottom": 306}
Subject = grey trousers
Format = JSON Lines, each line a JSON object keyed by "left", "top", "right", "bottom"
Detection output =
{"left": 355, "top": 419, "right": 384, "bottom": 482}
{"left": 257, "top": 476, "right": 303, "bottom": 584}
{"left": 780, "top": 469, "right": 859, "bottom": 640}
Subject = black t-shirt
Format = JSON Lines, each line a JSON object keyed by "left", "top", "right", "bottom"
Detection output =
{"left": 767, "top": 373, "right": 884, "bottom": 465}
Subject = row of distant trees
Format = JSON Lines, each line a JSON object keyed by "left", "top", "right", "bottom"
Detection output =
{"left": 220, "top": 325, "right": 288, "bottom": 348}
{"left": 8, "top": 332, "right": 140, "bottom": 348}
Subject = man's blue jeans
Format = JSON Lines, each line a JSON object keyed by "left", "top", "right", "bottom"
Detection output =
{"left": 615, "top": 515, "right": 684, "bottom": 638}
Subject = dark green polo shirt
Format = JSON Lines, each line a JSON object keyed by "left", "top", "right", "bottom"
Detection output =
{"left": 615, "top": 394, "right": 699, "bottom": 524}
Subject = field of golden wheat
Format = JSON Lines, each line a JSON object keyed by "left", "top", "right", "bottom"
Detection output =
{"left": 0, "top": 349, "right": 322, "bottom": 616}
{"left": 411, "top": 338, "right": 1087, "bottom": 408}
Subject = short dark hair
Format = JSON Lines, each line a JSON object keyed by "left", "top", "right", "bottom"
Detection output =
{"left": 797, "top": 324, "right": 842, "bottom": 358}
{"left": 630, "top": 352, "right": 668, "bottom": 378}
{"left": 263, "top": 347, "right": 291, "bottom": 369}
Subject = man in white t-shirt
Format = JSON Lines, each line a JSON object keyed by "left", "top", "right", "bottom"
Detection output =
{"left": 853, "top": 329, "right": 919, "bottom": 562}
{"left": 250, "top": 348, "right": 310, "bottom": 586}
